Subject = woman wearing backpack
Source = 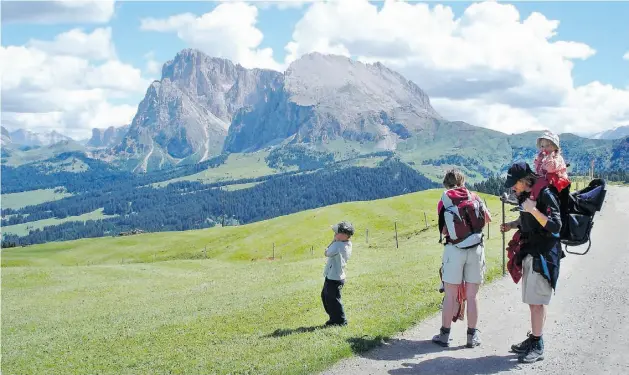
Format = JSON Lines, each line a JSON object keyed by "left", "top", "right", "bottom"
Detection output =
{"left": 432, "top": 169, "right": 491, "bottom": 349}
{"left": 501, "top": 161, "right": 565, "bottom": 364}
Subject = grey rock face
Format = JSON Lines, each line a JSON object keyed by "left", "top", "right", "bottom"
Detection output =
{"left": 117, "top": 49, "right": 446, "bottom": 169}
{"left": 224, "top": 52, "right": 442, "bottom": 153}
{"left": 116, "top": 49, "right": 282, "bottom": 169}
{"left": 88, "top": 125, "right": 129, "bottom": 148}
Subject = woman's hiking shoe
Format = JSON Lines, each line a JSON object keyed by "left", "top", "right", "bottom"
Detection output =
{"left": 431, "top": 327, "right": 451, "bottom": 347}
{"left": 466, "top": 328, "right": 481, "bottom": 348}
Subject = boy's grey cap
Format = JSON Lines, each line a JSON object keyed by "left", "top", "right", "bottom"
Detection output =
{"left": 331, "top": 221, "right": 354, "bottom": 236}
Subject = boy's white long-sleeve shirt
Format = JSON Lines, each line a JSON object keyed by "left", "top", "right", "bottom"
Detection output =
{"left": 323, "top": 240, "right": 352, "bottom": 281}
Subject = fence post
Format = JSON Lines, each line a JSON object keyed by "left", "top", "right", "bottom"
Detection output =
{"left": 273, "top": 243, "right": 275, "bottom": 260}
{"left": 484, "top": 199, "right": 490, "bottom": 239}
{"left": 366, "top": 228, "right": 369, "bottom": 244}
{"left": 424, "top": 211, "right": 428, "bottom": 228}
{"left": 204, "top": 245, "right": 207, "bottom": 258}
{"left": 501, "top": 197, "right": 506, "bottom": 276}
{"left": 394, "top": 222, "right": 399, "bottom": 249}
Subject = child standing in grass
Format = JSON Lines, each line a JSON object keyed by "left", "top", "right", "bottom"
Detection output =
{"left": 321, "top": 221, "right": 354, "bottom": 327}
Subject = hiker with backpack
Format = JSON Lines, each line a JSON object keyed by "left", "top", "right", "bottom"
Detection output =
{"left": 432, "top": 169, "right": 491, "bottom": 348}
{"left": 500, "top": 161, "right": 565, "bottom": 364}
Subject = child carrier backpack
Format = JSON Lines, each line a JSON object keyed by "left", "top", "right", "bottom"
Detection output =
{"left": 559, "top": 179, "right": 607, "bottom": 255}
{"left": 438, "top": 187, "right": 488, "bottom": 248}
{"left": 530, "top": 177, "right": 607, "bottom": 255}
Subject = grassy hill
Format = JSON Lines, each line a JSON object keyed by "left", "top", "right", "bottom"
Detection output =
{"left": 2, "top": 189, "right": 518, "bottom": 375}
{"left": 150, "top": 150, "right": 293, "bottom": 188}
{"left": 1, "top": 187, "right": 73, "bottom": 210}
{"left": 1, "top": 207, "right": 114, "bottom": 237}
{"left": 1, "top": 140, "right": 86, "bottom": 167}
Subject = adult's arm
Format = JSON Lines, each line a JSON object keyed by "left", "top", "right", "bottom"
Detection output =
{"left": 529, "top": 190, "right": 562, "bottom": 233}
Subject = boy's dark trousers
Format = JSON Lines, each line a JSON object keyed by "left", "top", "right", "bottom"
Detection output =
{"left": 321, "top": 277, "right": 346, "bottom": 324}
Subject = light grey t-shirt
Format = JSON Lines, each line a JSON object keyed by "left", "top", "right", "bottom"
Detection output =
{"left": 323, "top": 240, "right": 352, "bottom": 281}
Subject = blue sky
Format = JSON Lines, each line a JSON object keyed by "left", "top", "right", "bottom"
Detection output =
{"left": 4, "top": 1, "right": 627, "bottom": 87}
{"left": 503, "top": 1, "right": 629, "bottom": 88}
{"left": 2, "top": 1, "right": 629, "bottom": 138}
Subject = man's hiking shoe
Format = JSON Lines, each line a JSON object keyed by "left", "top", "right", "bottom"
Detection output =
{"left": 432, "top": 327, "right": 451, "bottom": 347}
{"left": 325, "top": 321, "right": 347, "bottom": 327}
{"left": 511, "top": 332, "right": 534, "bottom": 353}
{"left": 466, "top": 329, "right": 481, "bottom": 348}
{"left": 518, "top": 337, "right": 544, "bottom": 363}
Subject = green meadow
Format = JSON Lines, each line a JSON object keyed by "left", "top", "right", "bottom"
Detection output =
{"left": 1, "top": 189, "right": 518, "bottom": 375}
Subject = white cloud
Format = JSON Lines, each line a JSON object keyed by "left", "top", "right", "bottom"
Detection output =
{"left": 285, "top": 0, "right": 627, "bottom": 135}
{"left": 27, "top": 27, "right": 117, "bottom": 61}
{"left": 624, "top": 51, "right": 629, "bottom": 61}
{"left": 1, "top": 0, "right": 115, "bottom": 24}
{"left": 140, "top": 2, "right": 281, "bottom": 70}
{"left": 144, "top": 52, "right": 162, "bottom": 78}
{"left": 1, "top": 28, "right": 149, "bottom": 139}
{"left": 2, "top": 103, "right": 138, "bottom": 140}
{"left": 267, "top": 1, "right": 309, "bottom": 10}
{"left": 432, "top": 81, "right": 629, "bottom": 136}
{"left": 218, "top": 0, "right": 309, "bottom": 10}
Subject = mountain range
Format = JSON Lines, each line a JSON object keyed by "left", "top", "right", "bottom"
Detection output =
{"left": 592, "top": 125, "right": 629, "bottom": 140}
{"left": 2, "top": 49, "right": 628, "bottom": 246}
{"left": 1, "top": 128, "right": 73, "bottom": 148}
{"left": 2, "top": 49, "right": 628, "bottom": 178}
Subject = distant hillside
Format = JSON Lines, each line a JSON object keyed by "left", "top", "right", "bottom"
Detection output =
{"left": 2, "top": 158, "right": 438, "bottom": 246}
{"left": 592, "top": 125, "right": 629, "bottom": 140}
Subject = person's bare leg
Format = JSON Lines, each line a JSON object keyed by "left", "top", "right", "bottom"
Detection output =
{"left": 442, "top": 283, "right": 460, "bottom": 329}
{"left": 530, "top": 304, "right": 546, "bottom": 336}
{"left": 465, "top": 282, "right": 480, "bottom": 329}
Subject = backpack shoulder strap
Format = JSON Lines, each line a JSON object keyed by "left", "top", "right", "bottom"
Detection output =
{"left": 438, "top": 205, "right": 445, "bottom": 243}
{"left": 530, "top": 177, "right": 550, "bottom": 201}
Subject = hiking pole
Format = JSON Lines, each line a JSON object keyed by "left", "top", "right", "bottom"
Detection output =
{"left": 500, "top": 193, "right": 508, "bottom": 276}
{"left": 499, "top": 193, "right": 520, "bottom": 276}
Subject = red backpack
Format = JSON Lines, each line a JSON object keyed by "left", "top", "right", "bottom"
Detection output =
{"left": 438, "top": 187, "right": 488, "bottom": 247}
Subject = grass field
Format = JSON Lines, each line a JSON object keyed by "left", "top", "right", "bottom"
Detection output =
{"left": 152, "top": 151, "right": 294, "bottom": 188}
{"left": 219, "top": 181, "right": 262, "bottom": 191}
{"left": 2, "top": 189, "right": 518, "bottom": 375}
{"left": 1, "top": 208, "right": 115, "bottom": 237}
{"left": 1, "top": 187, "right": 73, "bottom": 210}
{"left": 338, "top": 155, "right": 388, "bottom": 169}
{"left": 40, "top": 156, "right": 90, "bottom": 173}
{"left": 2, "top": 141, "right": 86, "bottom": 167}
{"left": 570, "top": 176, "right": 597, "bottom": 191}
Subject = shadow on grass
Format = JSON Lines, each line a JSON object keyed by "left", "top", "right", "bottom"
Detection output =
{"left": 264, "top": 325, "right": 327, "bottom": 338}
{"left": 347, "top": 335, "right": 391, "bottom": 354}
